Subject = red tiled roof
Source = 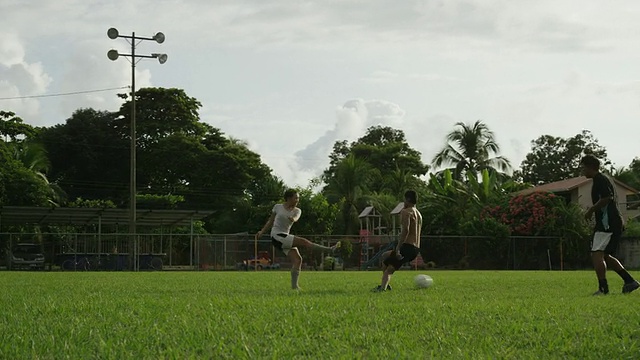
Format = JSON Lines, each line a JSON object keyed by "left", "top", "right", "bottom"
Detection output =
{"left": 516, "top": 177, "right": 590, "bottom": 195}
{"left": 516, "top": 176, "right": 639, "bottom": 196}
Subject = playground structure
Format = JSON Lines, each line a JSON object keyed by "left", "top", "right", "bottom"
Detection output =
{"left": 357, "top": 206, "right": 384, "bottom": 268}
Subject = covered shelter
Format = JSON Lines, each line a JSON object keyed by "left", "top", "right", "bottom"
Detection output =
{"left": 0, "top": 206, "right": 215, "bottom": 271}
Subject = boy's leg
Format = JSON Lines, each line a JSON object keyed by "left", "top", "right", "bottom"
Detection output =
{"left": 378, "top": 250, "right": 393, "bottom": 273}
{"left": 591, "top": 232, "right": 612, "bottom": 294}
{"left": 289, "top": 248, "right": 302, "bottom": 290}
{"left": 592, "top": 251, "right": 608, "bottom": 294}
{"left": 292, "top": 236, "right": 340, "bottom": 253}
{"left": 375, "top": 249, "right": 403, "bottom": 291}
{"left": 605, "top": 254, "right": 640, "bottom": 293}
{"left": 381, "top": 265, "right": 396, "bottom": 290}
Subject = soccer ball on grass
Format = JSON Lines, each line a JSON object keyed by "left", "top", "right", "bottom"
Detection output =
{"left": 414, "top": 274, "right": 433, "bottom": 288}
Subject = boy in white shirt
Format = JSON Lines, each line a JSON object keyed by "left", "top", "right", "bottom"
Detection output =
{"left": 256, "top": 189, "right": 340, "bottom": 290}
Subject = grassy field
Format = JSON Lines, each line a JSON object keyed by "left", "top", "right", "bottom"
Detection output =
{"left": 1, "top": 270, "right": 639, "bottom": 359}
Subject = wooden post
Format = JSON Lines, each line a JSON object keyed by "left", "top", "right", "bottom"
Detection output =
{"left": 560, "top": 241, "right": 563, "bottom": 271}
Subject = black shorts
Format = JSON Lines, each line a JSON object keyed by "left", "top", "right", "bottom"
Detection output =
{"left": 383, "top": 243, "right": 420, "bottom": 270}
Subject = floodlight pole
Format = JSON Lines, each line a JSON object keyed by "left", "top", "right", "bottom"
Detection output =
{"left": 107, "top": 28, "right": 167, "bottom": 271}
{"left": 130, "top": 32, "right": 138, "bottom": 272}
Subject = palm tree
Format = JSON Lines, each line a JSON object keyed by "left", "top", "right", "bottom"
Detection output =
{"left": 432, "top": 120, "right": 511, "bottom": 180}
{"left": 422, "top": 169, "right": 476, "bottom": 234}
{"left": 323, "top": 154, "right": 378, "bottom": 234}
{"left": 382, "top": 167, "right": 420, "bottom": 198}
{"left": 10, "top": 141, "right": 65, "bottom": 205}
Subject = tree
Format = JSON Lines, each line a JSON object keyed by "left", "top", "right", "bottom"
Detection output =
{"left": 37, "top": 88, "right": 275, "bottom": 221}
{"left": 10, "top": 141, "right": 65, "bottom": 205}
{"left": 466, "top": 169, "right": 532, "bottom": 204}
{"left": 0, "top": 110, "right": 62, "bottom": 205}
{"left": 37, "top": 108, "right": 129, "bottom": 203}
{"left": 421, "top": 169, "right": 477, "bottom": 235}
{"left": 321, "top": 126, "right": 428, "bottom": 234}
{"left": 115, "top": 87, "right": 206, "bottom": 149}
{"left": 184, "top": 132, "right": 272, "bottom": 211}
{"left": 114, "top": 87, "right": 273, "bottom": 214}
{"left": 516, "top": 130, "right": 610, "bottom": 185}
{"left": 382, "top": 168, "right": 423, "bottom": 199}
{"left": 0, "top": 140, "right": 51, "bottom": 206}
{"left": 206, "top": 174, "right": 286, "bottom": 234}
{"left": 432, "top": 120, "right": 511, "bottom": 180}
{"left": 324, "top": 126, "right": 429, "bottom": 193}
{"left": 610, "top": 157, "right": 640, "bottom": 192}
{"left": 323, "top": 154, "right": 377, "bottom": 234}
{"left": 0, "top": 111, "right": 35, "bottom": 141}
{"left": 115, "top": 87, "right": 207, "bottom": 199}
{"left": 609, "top": 158, "right": 640, "bottom": 210}
{"left": 294, "top": 188, "right": 339, "bottom": 236}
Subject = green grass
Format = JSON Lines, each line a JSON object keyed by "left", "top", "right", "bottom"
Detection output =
{"left": 1, "top": 270, "right": 639, "bottom": 359}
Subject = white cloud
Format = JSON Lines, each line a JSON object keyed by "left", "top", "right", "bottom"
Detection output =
{"left": 0, "top": 33, "right": 52, "bottom": 119}
{"left": 3, "top": 0, "right": 640, "bottom": 187}
{"left": 56, "top": 39, "right": 153, "bottom": 121}
{"left": 289, "top": 99, "right": 406, "bottom": 185}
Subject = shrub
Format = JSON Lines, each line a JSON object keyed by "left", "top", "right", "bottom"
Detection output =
{"left": 460, "top": 217, "right": 511, "bottom": 268}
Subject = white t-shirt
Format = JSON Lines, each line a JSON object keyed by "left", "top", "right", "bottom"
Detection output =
{"left": 270, "top": 204, "right": 301, "bottom": 236}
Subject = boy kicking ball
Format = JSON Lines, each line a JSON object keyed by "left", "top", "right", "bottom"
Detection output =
{"left": 256, "top": 189, "right": 340, "bottom": 290}
{"left": 373, "top": 190, "right": 423, "bottom": 292}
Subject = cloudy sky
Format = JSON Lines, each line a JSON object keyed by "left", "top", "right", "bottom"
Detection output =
{"left": 2, "top": 1, "right": 640, "bottom": 187}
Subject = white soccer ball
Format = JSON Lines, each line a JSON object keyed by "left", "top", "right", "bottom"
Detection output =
{"left": 414, "top": 274, "right": 433, "bottom": 288}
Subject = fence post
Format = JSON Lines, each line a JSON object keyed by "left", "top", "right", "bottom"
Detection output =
{"left": 189, "top": 219, "right": 194, "bottom": 270}
{"left": 560, "top": 241, "right": 563, "bottom": 271}
{"left": 512, "top": 237, "right": 516, "bottom": 270}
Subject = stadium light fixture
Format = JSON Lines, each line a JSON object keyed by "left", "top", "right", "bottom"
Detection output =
{"left": 106, "top": 27, "right": 167, "bottom": 271}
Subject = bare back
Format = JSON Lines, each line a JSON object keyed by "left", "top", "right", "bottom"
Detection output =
{"left": 400, "top": 206, "right": 422, "bottom": 248}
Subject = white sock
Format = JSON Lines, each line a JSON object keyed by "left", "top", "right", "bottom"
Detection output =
{"left": 291, "top": 269, "right": 300, "bottom": 289}
{"left": 311, "top": 243, "right": 332, "bottom": 252}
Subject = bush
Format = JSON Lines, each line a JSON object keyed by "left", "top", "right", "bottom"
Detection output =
{"left": 480, "top": 192, "right": 562, "bottom": 236}
{"left": 624, "top": 219, "right": 640, "bottom": 237}
{"left": 460, "top": 217, "right": 511, "bottom": 268}
{"left": 338, "top": 238, "right": 353, "bottom": 259}
{"left": 323, "top": 256, "right": 335, "bottom": 271}
{"left": 479, "top": 192, "right": 592, "bottom": 269}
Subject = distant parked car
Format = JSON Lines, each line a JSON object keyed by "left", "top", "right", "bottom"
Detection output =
{"left": 237, "top": 251, "right": 280, "bottom": 270}
{"left": 7, "top": 243, "right": 45, "bottom": 270}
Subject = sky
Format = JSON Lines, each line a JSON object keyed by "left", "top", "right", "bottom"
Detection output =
{"left": 2, "top": 0, "right": 640, "bottom": 187}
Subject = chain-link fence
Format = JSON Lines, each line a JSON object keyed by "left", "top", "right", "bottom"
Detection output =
{"left": 2, "top": 231, "right": 639, "bottom": 271}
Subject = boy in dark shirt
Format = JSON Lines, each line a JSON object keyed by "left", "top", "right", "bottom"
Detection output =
{"left": 581, "top": 155, "right": 639, "bottom": 295}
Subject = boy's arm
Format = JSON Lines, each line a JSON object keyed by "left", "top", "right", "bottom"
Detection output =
{"left": 288, "top": 208, "right": 302, "bottom": 223}
{"left": 585, "top": 176, "right": 614, "bottom": 219}
{"left": 256, "top": 212, "right": 276, "bottom": 240}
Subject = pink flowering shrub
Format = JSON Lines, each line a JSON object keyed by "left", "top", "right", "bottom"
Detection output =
{"left": 481, "top": 192, "right": 562, "bottom": 236}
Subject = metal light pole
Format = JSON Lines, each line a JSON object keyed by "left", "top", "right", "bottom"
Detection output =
{"left": 107, "top": 28, "right": 167, "bottom": 271}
